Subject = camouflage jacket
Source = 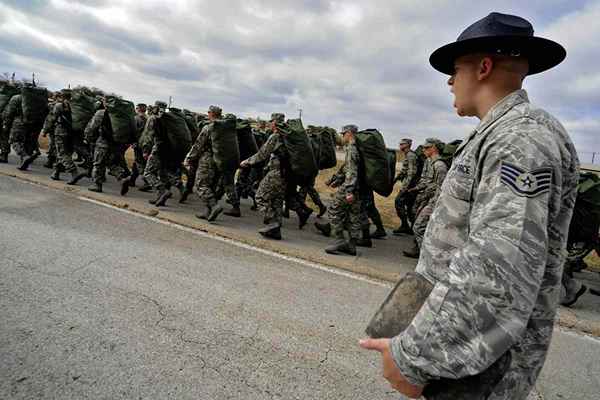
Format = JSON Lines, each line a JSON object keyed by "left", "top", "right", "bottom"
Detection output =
{"left": 390, "top": 90, "right": 579, "bottom": 399}
{"left": 44, "top": 101, "right": 71, "bottom": 137}
{"left": 140, "top": 114, "right": 166, "bottom": 154}
{"left": 413, "top": 154, "right": 448, "bottom": 206}
{"left": 395, "top": 150, "right": 418, "bottom": 189}
{"left": 184, "top": 122, "right": 214, "bottom": 165}
{"left": 246, "top": 131, "right": 284, "bottom": 172}
{"left": 2, "top": 94, "right": 22, "bottom": 131}
{"left": 328, "top": 141, "right": 360, "bottom": 195}
{"left": 84, "top": 109, "right": 107, "bottom": 144}
{"left": 135, "top": 113, "right": 148, "bottom": 141}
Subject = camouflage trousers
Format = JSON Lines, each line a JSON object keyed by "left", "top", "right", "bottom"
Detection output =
{"left": 194, "top": 158, "right": 239, "bottom": 209}
{"left": 255, "top": 168, "right": 285, "bottom": 226}
{"left": 236, "top": 165, "right": 263, "bottom": 200}
{"left": 413, "top": 203, "right": 434, "bottom": 247}
{"left": 360, "top": 188, "right": 384, "bottom": 229}
{"left": 144, "top": 147, "right": 180, "bottom": 191}
{"left": 9, "top": 120, "right": 36, "bottom": 158}
{"left": 92, "top": 137, "right": 129, "bottom": 185}
{"left": 394, "top": 189, "right": 417, "bottom": 226}
{"left": 46, "top": 131, "right": 57, "bottom": 162}
{"left": 0, "top": 124, "right": 9, "bottom": 156}
{"left": 54, "top": 132, "right": 78, "bottom": 172}
{"left": 329, "top": 190, "right": 361, "bottom": 239}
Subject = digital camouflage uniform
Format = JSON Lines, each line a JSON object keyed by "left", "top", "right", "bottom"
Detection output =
{"left": 394, "top": 149, "right": 419, "bottom": 227}
{"left": 143, "top": 113, "right": 180, "bottom": 192}
{"left": 3, "top": 94, "right": 36, "bottom": 160}
{"left": 41, "top": 100, "right": 58, "bottom": 167}
{"left": 245, "top": 132, "right": 286, "bottom": 226}
{"left": 327, "top": 141, "right": 361, "bottom": 240}
{"left": 390, "top": 90, "right": 579, "bottom": 399}
{"left": 131, "top": 112, "right": 148, "bottom": 182}
{"left": 84, "top": 109, "right": 128, "bottom": 185}
{"left": 412, "top": 152, "right": 448, "bottom": 247}
{"left": 48, "top": 101, "right": 79, "bottom": 174}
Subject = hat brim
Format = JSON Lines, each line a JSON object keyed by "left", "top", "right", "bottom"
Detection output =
{"left": 429, "top": 35, "right": 566, "bottom": 76}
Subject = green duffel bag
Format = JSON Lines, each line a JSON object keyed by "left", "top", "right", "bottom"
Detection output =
{"left": 211, "top": 117, "right": 240, "bottom": 172}
{"left": 0, "top": 84, "right": 20, "bottom": 114}
{"left": 317, "top": 128, "right": 337, "bottom": 170}
{"left": 282, "top": 119, "right": 318, "bottom": 184}
{"left": 70, "top": 89, "right": 96, "bottom": 133}
{"left": 182, "top": 109, "right": 200, "bottom": 142}
{"left": 160, "top": 108, "right": 192, "bottom": 162}
{"left": 387, "top": 148, "right": 397, "bottom": 188}
{"left": 236, "top": 119, "right": 258, "bottom": 161}
{"left": 21, "top": 86, "right": 49, "bottom": 128}
{"left": 106, "top": 96, "right": 136, "bottom": 144}
{"left": 355, "top": 129, "right": 393, "bottom": 197}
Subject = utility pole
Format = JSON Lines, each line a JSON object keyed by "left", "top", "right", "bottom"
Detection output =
{"left": 32, "top": 72, "right": 36, "bottom": 86}
{"left": 168, "top": 96, "right": 173, "bottom": 108}
{"left": 298, "top": 108, "right": 303, "bottom": 119}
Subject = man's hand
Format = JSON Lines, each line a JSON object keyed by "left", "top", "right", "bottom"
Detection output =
{"left": 183, "top": 159, "right": 191, "bottom": 169}
{"left": 240, "top": 159, "right": 250, "bottom": 168}
{"left": 41, "top": 130, "right": 47, "bottom": 138}
{"left": 359, "top": 338, "right": 424, "bottom": 399}
{"left": 345, "top": 193, "right": 354, "bottom": 204}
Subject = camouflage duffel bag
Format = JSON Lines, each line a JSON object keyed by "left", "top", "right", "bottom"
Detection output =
{"left": 106, "top": 96, "right": 136, "bottom": 144}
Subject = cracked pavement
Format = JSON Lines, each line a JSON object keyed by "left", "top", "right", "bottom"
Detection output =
{"left": 2, "top": 175, "right": 600, "bottom": 400}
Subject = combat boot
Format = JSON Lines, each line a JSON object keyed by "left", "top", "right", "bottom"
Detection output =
{"left": 50, "top": 169, "right": 61, "bottom": 181}
{"left": 149, "top": 189, "right": 164, "bottom": 205}
{"left": 393, "top": 224, "right": 413, "bottom": 236}
{"left": 317, "top": 203, "right": 327, "bottom": 218}
{"left": 223, "top": 205, "right": 241, "bottom": 217}
{"left": 207, "top": 205, "right": 224, "bottom": 222}
{"left": 314, "top": 221, "right": 331, "bottom": 237}
{"left": 283, "top": 205, "right": 290, "bottom": 219}
{"left": 138, "top": 179, "right": 153, "bottom": 192}
{"left": 403, "top": 240, "right": 420, "bottom": 259}
{"left": 17, "top": 154, "right": 36, "bottom": 171}
{"left": 66, "top": 170, "right": 84, "bottom": 185}
{"left": 325, "top": 238, "right": 356, "bottom": 256}
{"left": 259, "top": 223, "right": 282, "bottom": 240}
{"left": 129, "top": 164, "right": 139, "bottom": 187}
{"left": 297, "top": 207, "right": 313, "bottom": 229}
{"left": 120, "top": 178, "right": 130, "bottom": 196}
{"left": 196, "top": 206, "right": 211, "bottom": 220}
{"left": 356, "top": 227, "right": 372, "bottom": 248}
{"left": 43, "top": 156, "right": 55, "bottom": 169}
{"left": 0, "top": 153, "right": 8, "bottom": 163}
{"left": 371, "top": 225, "right": 387, "bottom": 239}
{"left": 179, "top": 187, "right": 190, "bottom": 204}
{"left": 88, "top": 182, "right": 103, "bottom": 193}
{"left": 155, "top": 190, "right": 173, "bottom": 207}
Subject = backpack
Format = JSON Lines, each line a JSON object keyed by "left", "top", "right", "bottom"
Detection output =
{"left": 211, "top": 116, "right": 240, "bottom": 172}
{"left": 355, "top": 129, "right": 394, "bottom": 197}
{"left": 440, "top": 139, "right": 463, "bottom": 167}
{"left": 0, "top": 84, "right": 20, "bottom": 115}
{"left": 160, "top": 108, "right": 192, "bottom": 163}
{"left": 182, "top": 109, "right": 200, "bottom": 142}
{"left": 568, "top": 172, "right": 600, "bottom": 245}
{"left": 106, "top": 97, "right": 136, "bottom": 144}
{"left": 281, "top": 119, "right": 318, "bottom": 184}
{"left": 236, "top": 119, "right": 258, "bottom": 161}
{"left": 21, "top": 86, "right": 49, "bottom": 129}
{"left": 70, "top": 89, "right": 96, "bottom": 133}
{"left": 308, "top": 126, "right": 337, "bottom": 170}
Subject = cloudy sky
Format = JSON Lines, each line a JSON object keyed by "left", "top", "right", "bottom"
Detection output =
{"left": 1, "top": 0, "right": 599, "bottom": 162}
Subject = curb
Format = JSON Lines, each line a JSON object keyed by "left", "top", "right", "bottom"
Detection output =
{"left": 3, "top": 169, "right": 600, "bottom": 338}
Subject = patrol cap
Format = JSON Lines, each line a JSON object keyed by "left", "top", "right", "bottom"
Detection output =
{"left": 270, "top": 113, "right": 285, "bottom": 123}
{"left": 341, "top": 124, "right": 358, "bottom": 134}
{"left": 399, "top": 138, "right": 412, "bottom": 145}
{"left": 208, "top": 105, "right": 222, "bottom": 115}
{"left": 136, "top": 103, "right": 147, "bottom": 108}
{"left": 154, "top": 101, "right": 167, "bottom": 109}
{"left": 422, "top": 137, "right": 443, "bottom": 148}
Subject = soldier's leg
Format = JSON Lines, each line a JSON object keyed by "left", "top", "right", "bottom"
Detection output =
{"left": 54, "top": 133, "right": 77, "bottom": 173}
{"left": 363, "top": 190, "right": 386, "bottom": 238}
{"left": 89, "top": 140, "right": 109, "bottom": 191}
{"left": 194, "top": 162, "right": 218, "bottom": 217}
{"left": 44, "top": 131, "right": 58, "bottom": 168}
{"left": 405, "top": 204, "right": 433, "bottom": 258}
{"left": 10, "top": 126, "right": 29, "bottom": 160}
{"left": 222, "top": 170, "right": 241, "bottom": 216}
{"left": 0, "top": 125, "right": 10, "bottom": 161}
{"left": 328, "top": 192, "right": 348, "bottom": 239}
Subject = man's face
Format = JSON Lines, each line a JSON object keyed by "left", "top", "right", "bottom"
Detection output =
{"left": 136, "top": 106, "right": 146, "bottom": 114}
{"left": 423, "top": 145, "right": 435, "bottom": 158}
{"left": 207, "top": 111, "right": 216, "bottom": 121}
{"left": 342, "top": 131, "right": 353, "bottom": 144}
{"left": 399, "top": 143, "right": 410, "bottom": 152}
{"left": 447, "top": 55, "right": 480, "bottom": 117}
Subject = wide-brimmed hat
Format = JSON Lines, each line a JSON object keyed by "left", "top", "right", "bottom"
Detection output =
{"left": 429, "top": 12, "right": 566, "bottom": 76}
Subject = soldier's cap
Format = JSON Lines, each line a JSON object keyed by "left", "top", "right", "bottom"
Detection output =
{"left": 208, "top": 105, "right": 222, "bottom": 115}
{"left": 341, "top": 124, "right": 358, "bottom": 134}
{"left": 270, "top": 113, "right": 285, "bottom": 123}
{"left": 430, "top": 12, "right": 566, "bottom": 76}
{"left": 154, "top": 101, "right": 167, "bottom": 109}
{"left": 136, "top": 103, "right": 147, "bottom": 108}
{"left": 422, "top": 138, "right": 443, "bottom": 148}
{"left": 399, "top": 138, "right": 412, "bottom": 145}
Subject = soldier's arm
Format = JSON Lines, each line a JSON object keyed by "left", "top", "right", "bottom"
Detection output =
{"left": 246, "top": 133, "right": 277, "bottom": 165}
{"left": 390, "top": 124, "right": 565, "bottom": 386}
{"left": 185, "top": 124, "right": 210, "bottom": 163}
{"left": 2, "top": 97, "right": 18, "bottom": 129}
{"left": 427, "top": 161, "right": 448, "bottom": 205}
{"left": 405, "top": 153, "right": 418, "bottom": 185}
{"left": 341, "top": 145, "right": 359, "bottom": 194}
{"left": 84, "top": 110, "right": 103, "bottom": 143}
{"left": 326, "top": 162, "right": 346, "bottom": 187}
{"left": 411, "top": 160, "right": 430, "bottom": 192}
{"left": 42, "top": 108, "right": 57, "bottom": 135}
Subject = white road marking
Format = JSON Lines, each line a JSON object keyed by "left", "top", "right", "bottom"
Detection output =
{"left": 77, "top": 196, "right": 393, "bottom": 288}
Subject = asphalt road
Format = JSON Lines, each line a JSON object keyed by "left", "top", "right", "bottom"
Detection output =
{"left": 1, "top": 175, "right": 599, "bottom": 400}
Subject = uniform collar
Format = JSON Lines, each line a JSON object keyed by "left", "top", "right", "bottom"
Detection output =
{"left": 475, "top": 89, "right": 529, "bottom": 134}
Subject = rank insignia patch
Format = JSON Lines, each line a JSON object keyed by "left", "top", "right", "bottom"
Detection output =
{"left": 500, "top": 162, "right": 553, "bottom": 198}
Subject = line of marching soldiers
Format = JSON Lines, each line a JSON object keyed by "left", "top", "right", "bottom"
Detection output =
{"left": 1, "top": 82, "right": 450, "bottom": 257}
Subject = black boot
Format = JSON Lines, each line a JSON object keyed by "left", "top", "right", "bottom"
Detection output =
{"left": 88, "top": 182, "right": 103, "bottom": 193}
{"left": 43, "top": 157, "right": 55, "bottom": 168}
{"left": 283, "top": 205, "right": 290, "bottom": 219}
{"left": 356, "top": 227, "right": 373, "bottom": 248}
{"left": 149, "top": 189, "right": 164, "bottom": 205}
{"left": 259, "top": 223, "right": 282, "bottom": 240}
{"left": 223, "top": 205, "right": 241, "bottom": 217}
{"left": 317, "top": 203, "right": 327, "bottom": 218}
{"left": 129, "top": 164, "right": 139, "bottom": 187}
{"left": 50, "top": 169, "right": 61, "bottom": 180}
{"left": 120, "top": 178, "right": 130, "bottom": 196}
{"left": 17, "top": 154, "right": 36, "bottom": 171}
{"left": 371, "top": 225, "right": 387, "bottom": 239}
{"left": 155, "top": 190, "right": 173, "bottom": 207}
{"left": 207, "top": 205, "right": 224, "bottom": 222}
{"left": 138, "top": 178, "right": 153, "bottom": 192}
{"left": 325, "top": 237, "right": 356, "bottom": 256}
{"left": 393, "top": 222, "right": 413, "bottom": 236}
{"left": 403, "top": 240, "right": 420, "bottom": 259}
{"left": 314, "top": 221, "right": 331, "bottom": 237}
{"left": 297, "top": 207, "right": 313, "bottom": 229}
{"left": 196, "top": 206, "right": 211, "bottom": 220}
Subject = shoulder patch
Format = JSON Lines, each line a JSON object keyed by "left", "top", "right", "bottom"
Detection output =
{"left": 500, "top": 161, "right": 552, "bottom": 198}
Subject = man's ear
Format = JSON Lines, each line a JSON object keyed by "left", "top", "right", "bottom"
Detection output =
{"left": 477, "top": 56, "right": 494, "bottom": 81}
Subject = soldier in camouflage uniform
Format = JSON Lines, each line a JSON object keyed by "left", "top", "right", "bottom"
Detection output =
{"left": 143, "top": 101, "right": 180, "bottom": 206}
{"left": 3, "top": 91, "right": 38, "bottom": 170}
{"left": 403, "top": 138, "right": 448, "bottom": 258}
{"left": 129, "top": 103, "right": 150, "bottom": 190}
{"left": 180, "top": 114, "right": 209, "bottom": 203}
{"left": 40, "top": 93, "right": 59, "bottom": 169}
{"left": 314, "top": 125, "right": 361, "bottom": 255}
{"left": 84, "top": 98, "right": 131, "bottom": 194}
{"left": 239, "top": 113, "right": 289, "bottom": 240}
{"left": 393, "top": 138, "right": 419, "bottom": 235}
{"left": 361, "top": 13, "right": 578, "bottom": 400}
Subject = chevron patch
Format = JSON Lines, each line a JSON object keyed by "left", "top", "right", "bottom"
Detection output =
{"left": 500, "top": 161, "right": 553, "bottom": 198}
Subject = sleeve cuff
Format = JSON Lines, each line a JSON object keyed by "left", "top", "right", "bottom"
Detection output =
{"left": 390, "top": 335, "right": 430, "bottom": 387}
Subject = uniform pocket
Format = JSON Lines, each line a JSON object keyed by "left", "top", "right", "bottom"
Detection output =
{"left": 444, "top": 168, "right": 475, "bottom": 202}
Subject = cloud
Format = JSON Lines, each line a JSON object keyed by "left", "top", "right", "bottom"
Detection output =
{"left": 0, "top": 0, "right": 597, "bottom": 156}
